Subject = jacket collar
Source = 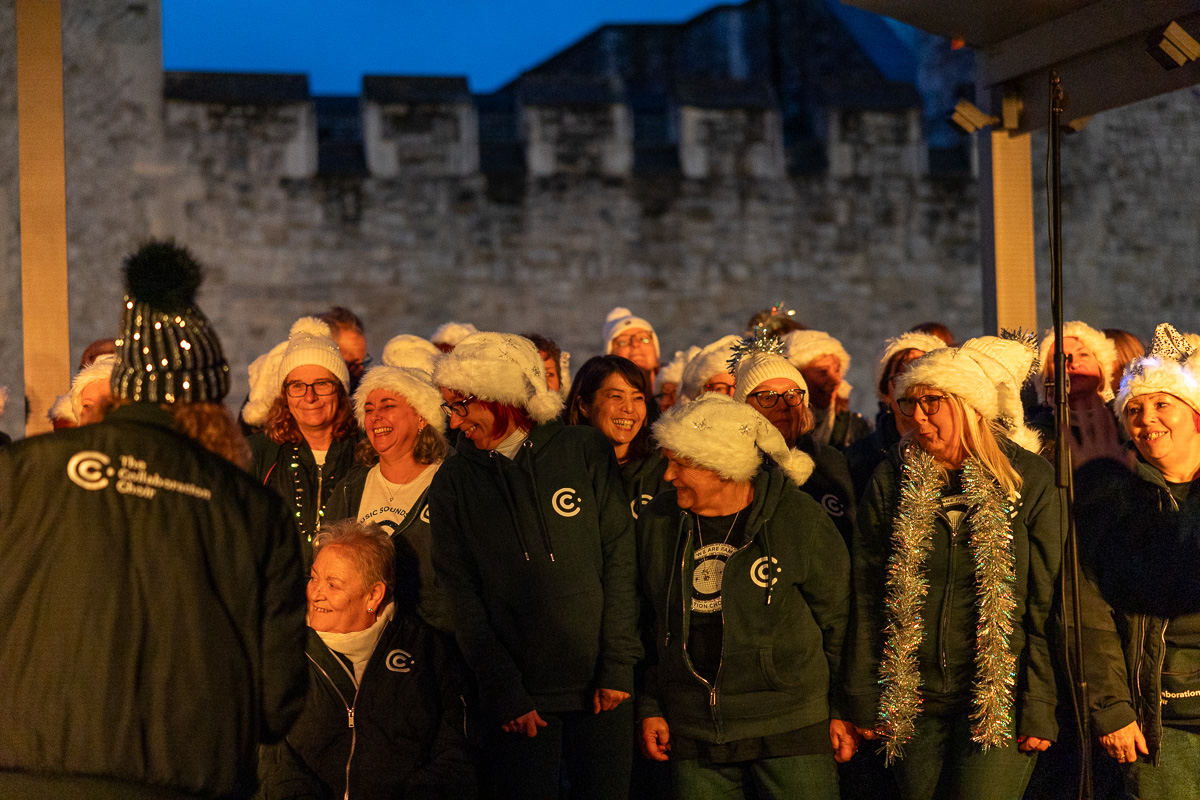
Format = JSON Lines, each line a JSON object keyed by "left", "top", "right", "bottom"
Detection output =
{"left": 104, "top": 402, "right": 178, "bottom": 430}
{"left": 454, "top": 418, "right": 564, "bottom": 463}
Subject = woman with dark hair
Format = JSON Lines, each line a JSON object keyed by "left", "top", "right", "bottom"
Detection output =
{"left": 430, "top": 332, "right": 641, "bottom": 800}
{"left": 326, "top": 365, "right": 452, "bottom": 632}
{"left": 567, "top": 354, "right": 667, "bottom": 519}
{"left": 250, "top": 318, "right": 360, "bottom": 564}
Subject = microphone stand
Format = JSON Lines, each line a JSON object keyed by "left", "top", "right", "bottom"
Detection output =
{"left": 1049, "top": 69, "right": 1092, "bottom": 800}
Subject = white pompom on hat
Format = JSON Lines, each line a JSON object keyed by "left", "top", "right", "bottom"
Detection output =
{"left": 603, "top": 307, "right": 661, "bottom": 361}
{"left": 732, "top": 352, "right": 808, "bottom": 405}
{"left": 1038, "top": 321, "right": 1119, "bottom": 403}
{"left": 382, "top": 333, "right": 441, "bottom": 374}
{"left": 959, "top": 334, "right": 1042, "bottom": 452}
{"left": 784, "top": 329, "right": 851, "bottom": 373}
{"left": 433, "top": 332, "right": 564, "bottom": 423}
{"left": 679, "top": 335, "right": 742, "bottom": 404}
{"left": 69, "top": 354, "right": 118, "bottom": 422}
{"left": 279, "top": 317, "right": 350, "bottom": 391}
{"left": 1116, "top": 323, "right": 1200, "bottom": 419}
{"left": 895, "top": 347, "right": 1000, "bottom": 421}
{"left": 48, "top": 393, "right": 74, "bottom": 425}
{"left": 655, "top": 346, "right": 700, "bottom": 394}
{"left": 652, "top": 394, "right": 815, "bottom": 486}
{"left": 873, "top": 332, "right": 948, "bottom": 401}
{"left": 353, "top": 365, "right": 447, "bottom": 434}
{"left": 431, "top": 322, "right": 478, "bottom": 349}
{"left": 243, "top": 339, "right": 288, "bottom": 427}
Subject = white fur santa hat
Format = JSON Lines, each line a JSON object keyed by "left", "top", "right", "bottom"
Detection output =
{"left": 784, "top": 329, "right": 851, "bottom": 373}
{"left": 70, "top": 354, "right": 118, "bottom": 422}
{"left": 1116, "top": 323, "right": 1200, "bottom": 419}
{"left": 602, "top": 307, "right": 661, "bottom": 361}
{"left": 895, "top": 347, "right": 1000, "bottom": 421}
{"left": 655, "top": 346, "right": 700, "bottom": 395}
{"left": 279, "top": 317, "right": 350, "bottom": 391}
{"left": 652, "top": 393, "right": 815, "bottom": 486}
{"left": 382, "top": 333, "right": 441, "bottom": 374}
{"left": 873, "top": 331, "right": 948, "bottom": 401}
{"left": 679, "top": 335, "right": 742, "bottom": 404}
{"left": 959, "top": 333, "right": 1042, "bottom": 452}
{"left": 1039, "top": 321, "right": 1119, "bottom": 403}
{"left": 431, "top": 322, "right": 478, "bottom": 350}
{"left": 433, "top": 332, "right": 563, "bottom": 423}
{"left": 243, "top": 339, "right": 288, "bottom": 427}
{"left": 353, "top": 365, "right": 446, "bottom": 434}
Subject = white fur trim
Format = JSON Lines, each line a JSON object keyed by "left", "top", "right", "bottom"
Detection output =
{"left": 382, "top": 334, "right": 441, "bottom": 373}
{"left": 784, "top": 329, "right": 851, "bottom": 373}
{"left": 1116, "top": 352, "right": 1200, "bottom": 419}
{"left": 1007, "top": 425, "right": 1043, "bottom": 454}
{"left": 244, "top": 340, "right": 288, "bottom": 427}
{"left": 603, "top": 307, "right": 660, "bottom": 361}
{"left": 432, "top": 332, "right": 564, "bottom": 423}
{"left": 655, "top": 347, "right": 699, "bottom": 393}
{"left": 48, "top": 393, "right": 74, "bottom": 425}
{"left": 71, "top": 354, "right": 118, "bottom": 421}
{"left": 431, "top": 322, "right": 478, "bottom": 348}
{"left": 679, "top": 335, "right": 741, "bottom": 404}
{"left": 354, "top": 365, "right": 447, "bottom": 434}
{"left": 896, "top": 348, "right": 1000, "bottom": 420}
{"left": 873, "top": 332, "right": 948, "bottom": 400}
{"left": 1039, "top": 322, "right": 1118, "bottom": 403}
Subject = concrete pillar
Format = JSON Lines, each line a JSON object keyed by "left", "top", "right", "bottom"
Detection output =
{"left": 978, "top": 130, "right": 1038, "bottom": 335}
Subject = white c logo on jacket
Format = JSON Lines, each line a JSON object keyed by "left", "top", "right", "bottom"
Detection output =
{"left": 67, "top": 451, "right": 112, "bottom": 490}
{"left": 552, "top": 488, "right": 581, "bottom": 517}
{"left": 386, "top": 649, "right": 414, "bottom": 673}
{"left": 750, "top": 556, "right": 781, "bottom": 588}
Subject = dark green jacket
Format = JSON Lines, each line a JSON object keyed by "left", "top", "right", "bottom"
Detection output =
{"left": 257, "top": 612, "right": 475, "bottom": 800}
{"left": 622, "top": 449, "right": 670, "bottom": 521}
{"left": 249, "top": 434, "right": 358, "bottom": 568}
{"left": 636, "top": 467, "right": 851, "bottom": 744}
{"left": 428, "top": 420, "right": 642, "bottom": 723}
{"left": 1074, "top": 458, "right": 1200, "bottom": 761}
{"left": 845, "top": 440, "right": 1062, "bottom": 741}
{"left": 795, "top": 437, "right": 857, "bottom": 548}
{"left": 326, "top": 462, "right": 454, "bottom": 634}
{"left": 0, "top": 404, "right": 307, "bottom": 799}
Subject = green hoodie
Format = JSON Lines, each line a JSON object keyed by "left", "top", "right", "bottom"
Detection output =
{"left": 428, "top": 420, "right": 641, "bottom": 723}
{"left": 636, "top": 467, "right": 850, "bottom": 744}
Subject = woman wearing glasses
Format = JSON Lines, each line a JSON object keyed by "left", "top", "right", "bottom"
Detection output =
{"left": 428, "top": 332, "right": 642, "bottom": 800}
{"left": 844, "top": 344, "right": 1062, "bottom": 800}
{"left": 677, "top": 335, "right": 742, "bottom": 404}
{"left": 732, "top": 332, "right": 858, "bottom": 547}
{"left": 250, "top": 318, "right": 360, "bottom": 568}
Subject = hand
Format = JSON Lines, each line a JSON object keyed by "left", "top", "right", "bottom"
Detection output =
{"left": 1017, "top": 735, "right": 1052, "bottom": 753}
{"left": 1065, "top": 393, "right": 1129, "bottom": 469}
{"left": 640, "top": 716, "right": 671, "bottom": 761}
{"left": 502, "top": 709, "right": 548, "bottom": 737}
{"left": 1099, "top": 721, "right": 1148, "bottom": 763}
{"left": 854, "top": 725, "right": 879, "bottom": 741}
{"left": 593, "top": 687, "right": 631, "bottom": 714}
{"left": 829, "top": 719, "right": 861, "bottom": 763}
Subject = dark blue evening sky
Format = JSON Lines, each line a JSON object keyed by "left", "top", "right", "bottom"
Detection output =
{"left": 162, "top": 1, "right": 727, "bottom": 95}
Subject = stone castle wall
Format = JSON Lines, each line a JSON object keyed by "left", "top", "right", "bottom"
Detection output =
{"left": 0, "top": 0, "right": 1197, "bottom": 436}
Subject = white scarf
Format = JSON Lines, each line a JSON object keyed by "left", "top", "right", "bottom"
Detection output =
{"left": 316, "top": 602, "right": 395, "bottom": 686}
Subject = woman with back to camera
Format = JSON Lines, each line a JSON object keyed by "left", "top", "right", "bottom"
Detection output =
{"left": 257, "top": 519, "right": 475, "bottom": 799}
{"left": 325, "top": 364, "right": 452, "bottom": 633}
{"left": 249, "top": 318, "right": 359, "bottom": 564}
{"left": 845, "top": 343, "right": 1062, "bottom": 800}
{"left": 429, "top": 332, "right": 641, "bottom": 799}
{"left": 566, "top": 354, "right": 667, "bottom": 520}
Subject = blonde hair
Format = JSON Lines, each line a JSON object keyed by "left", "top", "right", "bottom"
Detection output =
{"left": 904, "top": 392, "right": 1023, "bottom": 499}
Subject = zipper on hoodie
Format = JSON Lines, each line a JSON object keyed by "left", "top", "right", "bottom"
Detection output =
{"left": 307, "top": 653, "right": 360, "bottom": 800}
{"left": 938, "top": 517, "right": 960, "bottom": 682}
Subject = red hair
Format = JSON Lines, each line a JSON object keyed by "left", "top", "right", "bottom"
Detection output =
{"left": 477, "top": 399, "right": 534, "bottom": 438}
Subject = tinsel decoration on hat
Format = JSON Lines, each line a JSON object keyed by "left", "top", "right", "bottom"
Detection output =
{"left": 111, "top": 241, "right": 229, "bottom": 404}
{"left": 877, "top": 444, "right": 1019, "bottom": 761}
{"left": 727, "top": 324, "right": 787, "bottom": 372}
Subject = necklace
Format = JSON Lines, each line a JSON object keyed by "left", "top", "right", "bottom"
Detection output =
{"left": 378, "top": 460, "right": 424, "bottom": 505}
{"left": 695, "top": 508, "right": 741, "bottom": 547}
{"left": 289, "top": 444, "right": 326, "bottom": 543}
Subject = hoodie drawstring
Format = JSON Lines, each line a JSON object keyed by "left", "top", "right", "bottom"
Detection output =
{"left": 490, "top": 451, "right": 532, "bottom": 561}
{"left": 520, "top": 440, "right": 557, "bottom": 562}
{"left": 664, "top": 512, "right": 689, "bottom": 648}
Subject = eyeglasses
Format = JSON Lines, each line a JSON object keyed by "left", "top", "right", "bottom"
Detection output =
{"left": 703, "top": 381, "right": 736, "bottom": 397}
{"left": 346, "top": 354, "right": 373, "bottom": 375}
{"left": 614, "top": 335, "right": 653, "bottom": 349}
{"left": 748, "top": 388, "right": 806, "bottom": 409}
{"left": 285, "top": 379, "right": 340, "bottom": 398}
{"left": 896, "top": 394, "right": 949, "bottom": 417}
{"left": 440, "top": 395, "right": 477, "bottom": 417}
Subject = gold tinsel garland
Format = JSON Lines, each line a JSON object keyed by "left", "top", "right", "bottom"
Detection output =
{"left": 876, "top": 444, "right": 1018, "bottom": 762}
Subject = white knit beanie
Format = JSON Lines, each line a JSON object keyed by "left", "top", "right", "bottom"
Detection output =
{"left": 431, "top": 321, "right": 478, "bottom": 349}
{"left": 655, "top": 347, "right": 699, "bottom": 394}
{"left": 959, "top": 334, "right": 1042, "bottom": 452}
{"left": 652, "top": 394, "right": 815, "bottom": 486}
{"left": 243, "top": 339, "right": 288, "bottom": 427}
{"left": 784, "top": 329, "right": 851, "bottom": 373}
{"left": 353, "top": 365, "right": 447, "bottom": 434}
{"left": 895, "top": 347, "right": 1000, "bottom": 421}
{"left": 679, "top": 335, "right": 742, "bottom": 404}
{"left": 1039, "top": 321, "right": 1119, "bottom": 403}
{"left": 279, "top": 317, "right": 351, "bottom": 391}
{"left": 1116, "top": 323, "right": 1200, "bottom": 419}
{"left": 382, "top": 334, "right": 441, "bottom": 374}
{"left": 70, "top": 354, "right": 118, "bottom": 422}
{"left": 732, "top": 352, "right": 809, "bottom": 405}
{"left": 873, "top": 332, "right": 948, "bottom": 401}
{"left": 602, "top": 307, "right": 661, "bottom": 361}
{"left": 432, "top": 332, "right": 564, "bottom": 423}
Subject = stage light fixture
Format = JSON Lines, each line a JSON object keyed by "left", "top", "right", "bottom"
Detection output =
{"left": 1148, "top": 21, "right": 1200, "bottom": 69}
{"left": 949, "top": 99, "right": 999, "bottom": 134}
